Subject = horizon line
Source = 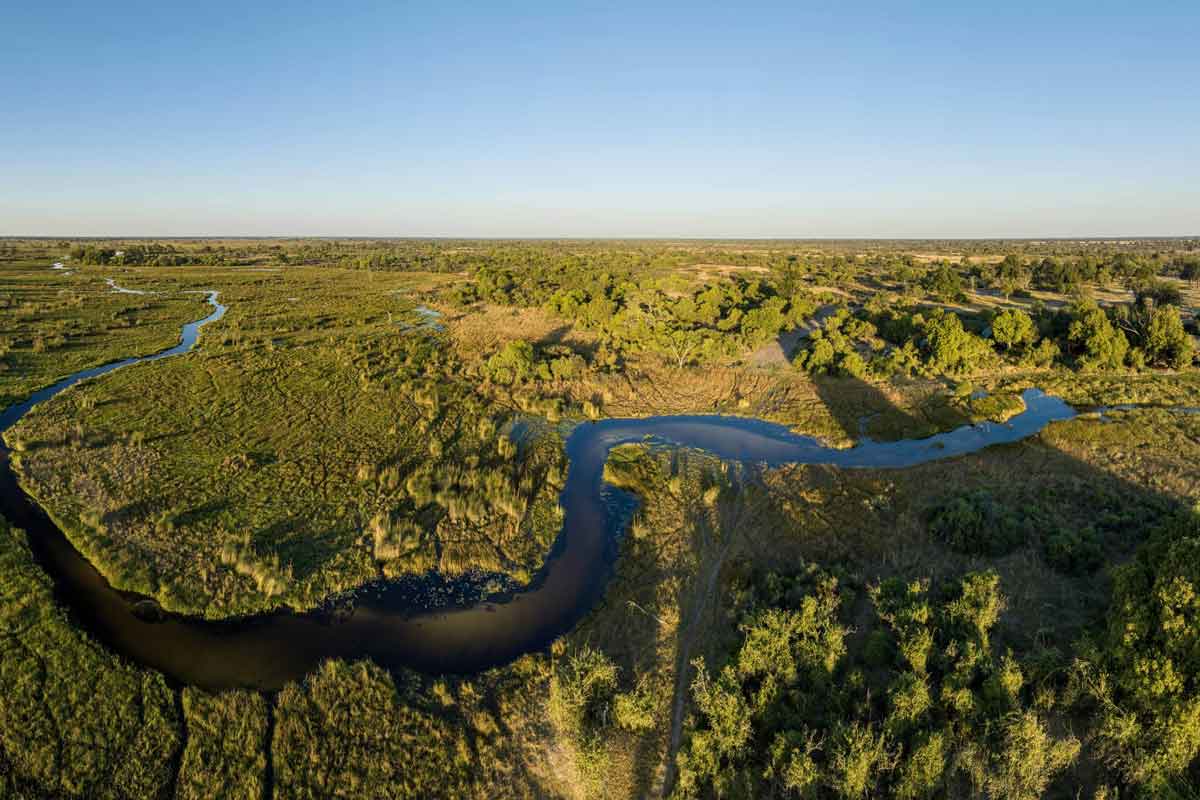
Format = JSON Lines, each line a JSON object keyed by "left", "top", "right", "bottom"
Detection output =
{"left": 3, "top": 234, "right": 1199, "bottom": 243}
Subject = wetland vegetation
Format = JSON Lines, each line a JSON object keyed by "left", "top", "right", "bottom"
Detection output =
{"left": 1, "top": 237, "right": 1200, "bottom": 797}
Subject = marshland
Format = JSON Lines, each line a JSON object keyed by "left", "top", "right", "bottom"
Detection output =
{"left": 1, "top": 238, "right": 1200, "bottom": 798}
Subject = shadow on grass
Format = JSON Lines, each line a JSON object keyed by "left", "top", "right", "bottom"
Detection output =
{"left": 811, "top": 374, "right": 926, "bottom": 442}
{"left": 652, "top": 374, "right": 1195, "bottom": 796}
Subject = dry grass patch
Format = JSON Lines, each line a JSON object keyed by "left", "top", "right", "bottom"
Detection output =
{"left": 443, "top": 303, "right": 598, "bottom": 360}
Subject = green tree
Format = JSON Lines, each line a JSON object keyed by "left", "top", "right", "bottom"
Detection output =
{"left": 893, "top": 731, "right": 946, "bottom": 800}
{"left": 922, "top": 265, "right": 964, "bottom": 300}
{"left": 1067, "top": 301, "right": 1128, "bottom": 370}
{"left": 922, "top": 310, "right": 995, "bottom": 375}
{"left": 827, "top": 722, "right": 895, "bottom": 798}
{"left": 991, "top": 308, "right": 1037, "bottom": 352}
{"left": 985, "top": 711, "right": 1080, "bottom": 800}
{"left": 1143, "top": 305, "right": 1194, "bottom": 369}
{"left": 484, "top": 340, "right": 535, "bottom": 384}
{"left": 1087, "top": 511, "right": 1200, "bottom": 789}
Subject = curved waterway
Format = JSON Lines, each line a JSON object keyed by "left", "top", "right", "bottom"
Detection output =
{"left": 0, "top": 290, "right": 1082, "bottom": 690}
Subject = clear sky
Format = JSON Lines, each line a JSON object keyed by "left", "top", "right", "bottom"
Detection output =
{"left": 3, "top": 1, "right": 1198, "bottom": 238}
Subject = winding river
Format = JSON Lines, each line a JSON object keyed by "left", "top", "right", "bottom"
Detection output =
{"left": 0, "top": 288, "right": 1082, "bottom": 690}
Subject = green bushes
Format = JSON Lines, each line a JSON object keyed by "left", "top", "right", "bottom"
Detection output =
{"left": 921, "top": 264, "right": 965, "bottom": 301}
{"left": 1032, "top": 257, "right": 1084, "bottom": 293}
{"left": 671, "top": 567, "right": 1080, "bottom": 798}
{"left": 792, "top": 289, "right": 1191, "bottom": 383}
{"left": 482, "top": 339, "right": 587, "bottom": 385}
{"left": 1042, "top": 525, "right": 1103, "bottom": 575}
{"left": 926, "top": 483, "right": 1159, "bottom": 576}
{"left": 923, "top": 310, "right": 996, "bottom": 375}
{"left": 792, "top": 308, "right": 881, "bottom": 377}
{"left": 991, "top": 308, "right": 1038, "bottom": 351}
{"left": 483, "top": 340, "right": 536, "bottom": 384}
{"left": 462, "top": 263, "right": 818, "bottom": 367}
{"left": 1078, "top": 510, "right": 1200, "bottom": 790}
{"left": 793, "top": 307, "right": 996, "bottom": 380}
{"left": 548, "top": 645, "right": 621, "bottom": 791}
{"left": 548, "top": 646, "right": 620, "bottom": 743}
{"left": 927, "top": 491, "right": 1028, "bottom": 557}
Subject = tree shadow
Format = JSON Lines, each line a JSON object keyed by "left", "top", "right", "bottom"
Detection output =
{"left": 656, "top": 375, "right": 1198, "bottom": 796}
{"left": 252, "top": 516, "right": 350, "bottom": 582}
{"left": 571, "top": 497, "right": 675, "bottom": 797}
{"left": 535, "top": 325, "right": 573, "bottom": 346}
{"left": 811, "top": 375, "right": 928, "bottom": 442}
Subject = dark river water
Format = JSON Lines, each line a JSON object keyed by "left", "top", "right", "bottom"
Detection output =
{"left": 0, "top": 291, "right": 1080, "bottom": 690}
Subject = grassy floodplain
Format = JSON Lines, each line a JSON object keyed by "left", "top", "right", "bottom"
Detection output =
{"left": 1, "top": 237, "right": 1200, "bottom": 797}
{"left": 0, "top": 258, "right": 212, "bottom": 408}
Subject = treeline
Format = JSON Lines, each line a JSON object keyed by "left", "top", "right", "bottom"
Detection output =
{"left": 455, "top": 265, "right": 822, "bottom": 367}
{"left": 292, "top": 240, "right": 694, "bottom": 273}
{"left": 282, "top": 238, "right": 1200, "bottom": 271}
{"left": 793, "top": 294, "right": 1195, "bottom": 380}
{"left": 43, "top": 239, "right": 1200, "bottom": 293}
{"left": 67, "top": 243, "right": 238, "bottom": 266}
{"left": 974, "top": 253, "right": 1200, "bottom": 296}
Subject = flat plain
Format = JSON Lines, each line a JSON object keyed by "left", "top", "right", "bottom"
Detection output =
{"left": 2, "top": 237, "right": 1200, "bottom": 798}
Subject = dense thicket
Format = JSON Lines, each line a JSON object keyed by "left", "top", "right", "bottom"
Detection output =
{"left": 1075, "top": 509, "right": 1200, "bottom": 793}
{"left": 793, "top": 295, "right": 1193, "bottom": 380}
{"left": 454, "top": 265, "right": 821, "bottom": 367}
{"left": 670, "top": 566, "right": 1080, "bottom": 799}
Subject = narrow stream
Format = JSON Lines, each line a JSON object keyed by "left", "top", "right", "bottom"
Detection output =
{"left": 0, "top": 289, "right": 1085, "bottom": 690}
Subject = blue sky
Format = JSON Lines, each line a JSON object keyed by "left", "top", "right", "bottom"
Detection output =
{"left": 3, "top": 1, "right": 1198, "bottom": 237}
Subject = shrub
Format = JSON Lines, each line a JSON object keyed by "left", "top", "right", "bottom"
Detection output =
{"left": 1087, "top": 510, "right": 1200, "bottom": 788}
{"left": 484, "top": 340, "right": 535, "bottom": 384}
{"left": 1042, "top": 525, "right": 1103, "bottom": 575}
{"left": 548, "top": 646, "right": 619, "bottom": 743}
{"left": 927, "top": 491, "right": 1027, "bottom": 557}
{"left": 1020, "top": 337, "right": 1060, "bottom": 368}
{"left": 922, "top": 310, "right": 995, "bottom": 375}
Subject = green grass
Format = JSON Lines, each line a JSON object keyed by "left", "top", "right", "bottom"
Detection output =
{"left": 2, "top": 239, "right": 1200, "bottom": 798}
{"left": 7, "top": 266, "right": 567, "bottom": 617}
{"left": 0, "top": 511, "right": 562, "bottom": 799}
{"left": 177, "top": 689, "right": 269, "bottom": 800}
{"left": 999, "top": 368, "right": 1200, "bottom": 407}
{"left": 272, "top": 657, "right": 563, "bottom": 799}
{"left": 0, "top": 516, "right": 181, "bottom": 798}
{"left": 0, "top": 260, "right": 211, "bottom": 408}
